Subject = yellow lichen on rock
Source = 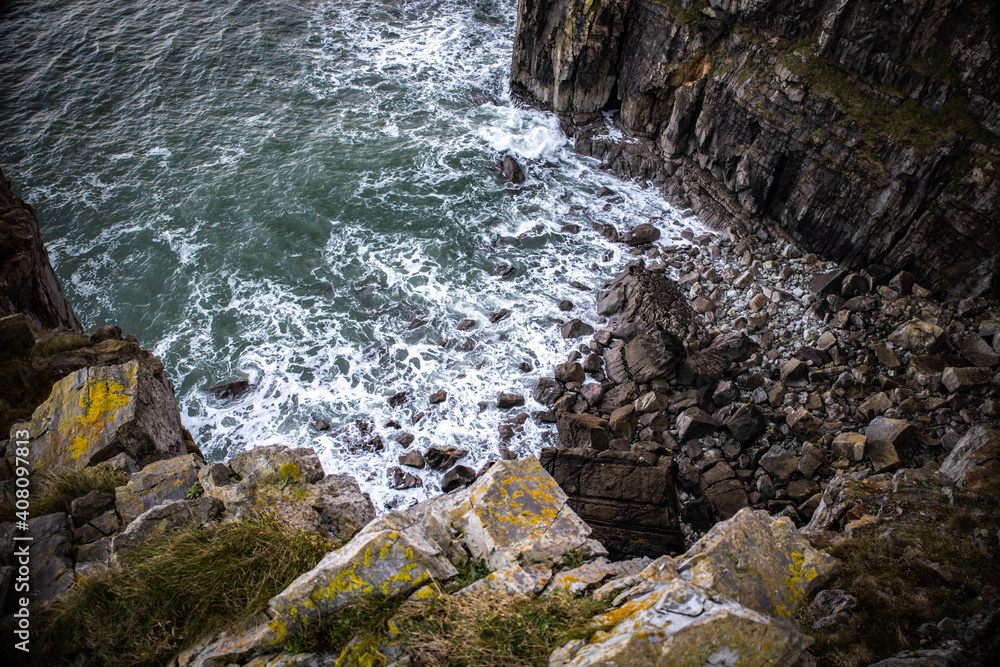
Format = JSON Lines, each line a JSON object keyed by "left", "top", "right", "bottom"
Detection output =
{"left": 461, "top": 458, "right": 593, "bottom": 569}
{"left": 552, "top": 578, "right": 812, "bottom": 667}
{"left": 18, "top": 361, "right": 140, "bottom": 471}
{"left": 678, "top": 508, "right": 838, "bottom": 618}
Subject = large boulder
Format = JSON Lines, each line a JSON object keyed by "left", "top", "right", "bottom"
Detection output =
{"left": 458, "top": 457, "right": 597, "bottom": 570}
{"left": 596, "top": 264, "right": 709, "bottom": 349}
{"left": 550, "top": 576, "right": 812, "bottom": 667}
{"left": 556, "top": 412, "right": 612, "bottom": 450}
{"left": 198, "top": 445, "right": 375, "bottom": 542}
{"left": 540, "top": 447, "right": 684, "bottom": 559}
{"left": 939, "top": 426, "right": 1000, "bottom": 492}
{"left": 13, "top": 360, "right": 187, "bottom": 473}
{"left": 550, "top": 512, "right": 831, "bottom": 667}
{"left": 678, "top": 508, "right": 839, "bottom": 619}
{"left": 116, "top": 454, "right": 203, "bottom": 524}
{"left": 623, "top": 325, "right": 687, "bottom": 383}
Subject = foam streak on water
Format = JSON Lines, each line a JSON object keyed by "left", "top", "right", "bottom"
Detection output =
{"left": 0, "top": 0, "right": 705, "bottom": 509}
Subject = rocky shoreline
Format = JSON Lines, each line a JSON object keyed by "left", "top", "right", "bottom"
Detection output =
{"left": 528, "top": 199, "right": 1000, "bottom": 546}
{"left": 2, "top": 123, "right": 1000, "bottom": 666}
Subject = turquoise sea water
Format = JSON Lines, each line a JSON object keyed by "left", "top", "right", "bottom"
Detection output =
{"left": 0, "top": 0, "right": 701, "bottom": 508}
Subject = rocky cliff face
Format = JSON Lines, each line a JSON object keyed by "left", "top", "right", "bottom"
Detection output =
{"left": 511, "top": 0, "right": 1000, "bottom": 298}
{"left": 0, "top": 167, "right": 81, "bottom": 332}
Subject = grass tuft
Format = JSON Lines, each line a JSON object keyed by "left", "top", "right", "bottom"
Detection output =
{"left": 5, "top": 514, "right": 336, "bottom": 667}
{"left": 0, "top": 464, "right": 130, "bottom": 522}
{"left": 32, "top": 465, "right": 131, "bottom": 516}
{"left": 395, "top": 587, "right": 610, "bottom": 667}
{"left": 799, "top": 493, "right": 1000, "bottom": 666}
{"left": 280, "top": 592, "right": 410, "bottom": 658}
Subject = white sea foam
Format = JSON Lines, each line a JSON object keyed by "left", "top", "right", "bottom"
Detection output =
{"left": 1, "top": 0, "right": 708, "bottom": 512}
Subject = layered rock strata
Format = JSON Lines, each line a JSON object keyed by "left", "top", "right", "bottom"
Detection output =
{"left": 512, "top": 0, "right": 1000, "bottom": 297}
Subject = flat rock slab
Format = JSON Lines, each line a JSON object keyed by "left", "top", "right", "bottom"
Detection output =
{"left": 551, "top": 576, "right": 811, "bottom": 667}
{"left": 865, "top": 417, "right": 915, "bottom": 447}
{"left": 112, "top": 497, "right": 223, "bottom": 557}
{"left": 540, "top": 447, "right": 684, "bottom": 559}
{"left": 545, "top": 556, "right": 652, "bottom": 595}
{"left": 28, "top": 513, "right": 75, "bottom": 603}
{"left": 556, "top": 412, "right": 611, "bottom": 450}
{"left": 462, "top": 457, "right": 594, "bottom": 570}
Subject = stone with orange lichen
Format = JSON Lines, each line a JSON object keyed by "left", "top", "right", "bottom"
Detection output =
{"left": 456, "top": 562, "right": 552, "bottom": 597}
{"left": 197, "top": 445, "right": 375, "bottom": 542}
{"left": 114, "top": 453, "right": 203, "bottom": 524}
{"left": 550, "top": 578, "right": 812, "bottom": 667}
{"left": 265, "top": 524, "right": 459, "bottom": 644}
{"left": 546, "top": 556, "right": 651, "bottom": 595}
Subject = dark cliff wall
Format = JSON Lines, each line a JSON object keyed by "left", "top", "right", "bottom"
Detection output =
{"left": 511, "top": 0, "right": 1000, "bottom": 298}
{"left": 0, "top": 167, "right": 82, "bottom": 332}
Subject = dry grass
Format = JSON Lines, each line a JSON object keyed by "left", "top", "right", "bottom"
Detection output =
{"left": 6, "top": 515, "right": 336, "bottom": 667}
{"left": 799, "top": 492, "right": 1000, "bottom": 666}
{"left": 394, "top": 587, "right": 610, "bottom": 667}
{"left": 0, "top": 463, "right": 130, "bottom": 522}
{"left": 33, "top": 465, "right": 131, "bottom": 515}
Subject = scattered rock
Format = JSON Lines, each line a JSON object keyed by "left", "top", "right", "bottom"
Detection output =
{"left": 866, "top": 439, "right": 901, "bottom": 473}
{"left": 556, "top": 412, "right": 612, "bottom": 450}
{"left": 399, "top": 451, "right": 425, "bottom": 469}
{"left": 208, "top": 379, "right": 251, "bottom": 400}
{"left": 888, "top": 319, "right": 947, "bottom": 354}
{"left": 497, "top": 392, "right": 525, "bottom": 409}
{"left": 424, "top": 446, "right": 468, "bottom": 472}
{"left": 496, "top": 156, "right": 525, "bottom": 184}
{"left": 942, "top": 366, "right": 993, "bottom": 392}
{"left": 622, "top": 223, "right": 660, "bottom": 247}
{"left": 441, "top": 465, "right": 477, "bottom": 492}
{"left": 865, "top": 417, "right": 916, "bottom": 447}
{"left": 532, "top": 377, "right": 564, "bottom": 406}
{"left": 562, "top": 319, "right": 595, "bottom": 339}
{"left": 389, "top": 467, "right": 423, "bottom": 490}
{"left": 759, "top": 445, "right": 799, "bottom": 482}
{"left": 675, "top": 407, "right": 718, "bottom": 442}
{"left": 556, "top": 360, "right": 587, "bottom": 384}
{"left": 724, "top": 404, "right": 767, "bottom": 443}
{"left": 832, "top": 433, "right": 867, "bottom": 462}
{"left": 488, "top": 308, "right": 510, "bottom": 323}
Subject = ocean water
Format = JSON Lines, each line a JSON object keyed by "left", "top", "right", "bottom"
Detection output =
{"left": 0, "top": 0, "right": 703, "bottom": 509}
